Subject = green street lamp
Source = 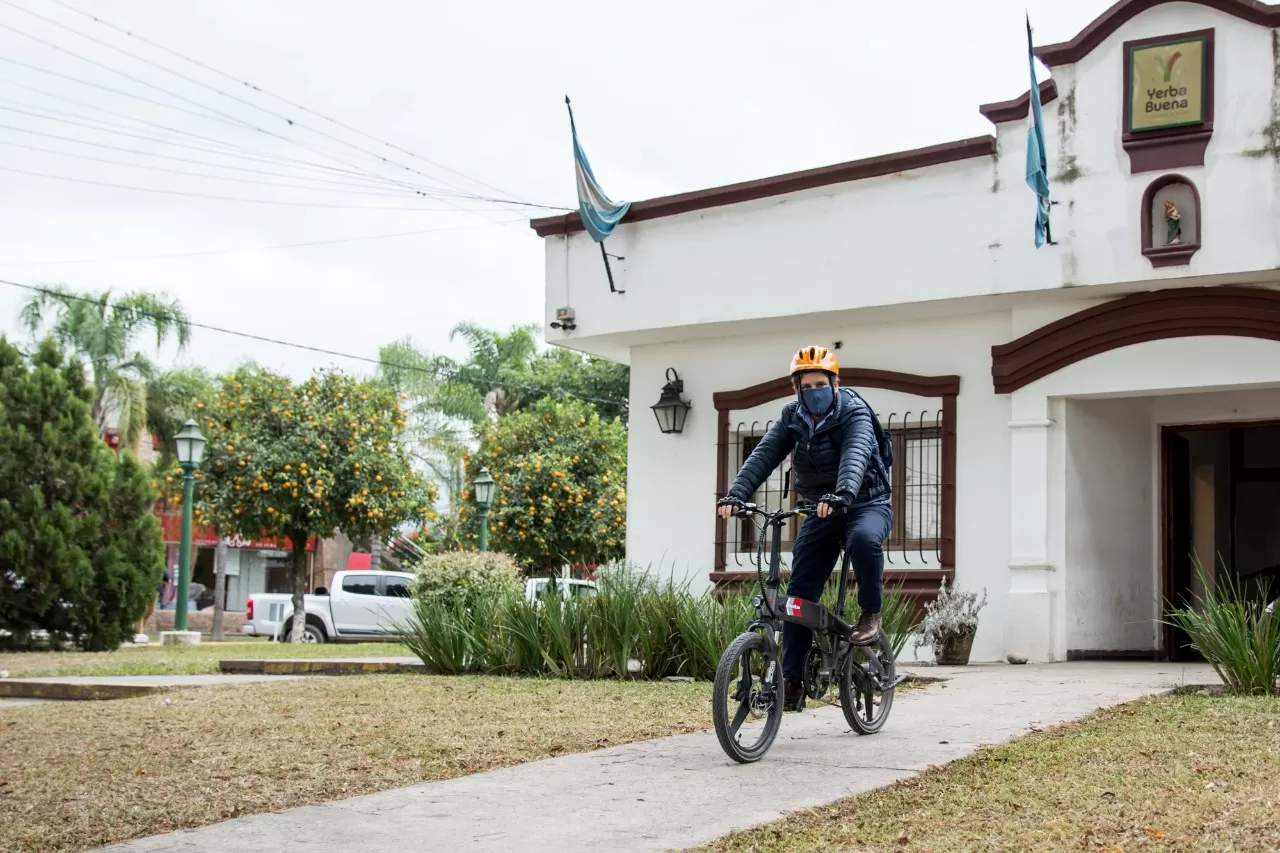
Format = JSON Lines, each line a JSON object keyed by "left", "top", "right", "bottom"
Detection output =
{"left": 473, "top": 468, "right": 496, "bottom": 552}
{"left": 173, "top": 420, "right": 207, "bottom": 633}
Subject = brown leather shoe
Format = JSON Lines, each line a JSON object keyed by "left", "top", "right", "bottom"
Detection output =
{"left": 850, "top": 612, "right": 881, "bottom": 645}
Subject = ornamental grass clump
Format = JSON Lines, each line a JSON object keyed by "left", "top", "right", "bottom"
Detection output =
{"left": 1164, "top": 558, "right": 1279, "bottom": 696}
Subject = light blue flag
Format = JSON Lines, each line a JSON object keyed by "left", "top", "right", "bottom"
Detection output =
{"left": 1026, "top": 16, "right": 1052, "bottom": 248}
{"left": 566, "top": 97, "right": 630, "bottom": 242}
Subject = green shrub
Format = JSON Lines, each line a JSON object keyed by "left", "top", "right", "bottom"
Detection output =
{"left": 1165, "top": 560, "right": 1280, "bottom": 696}
{"left": 412, "top": 550, "right": 521, "bottom": 608}
{"left": 400, "top": 564, "right": 919, "bottom": 681}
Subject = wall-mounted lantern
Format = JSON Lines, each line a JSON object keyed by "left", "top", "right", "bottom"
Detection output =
{"left": 650, "top": 368, "right": 691, "bottom": 435}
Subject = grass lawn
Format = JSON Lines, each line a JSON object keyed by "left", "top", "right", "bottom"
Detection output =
{"left": 0, "top": 675, "right": 710, "bottom": 853}
{"left": 690, "top": 694, "right": 1280, "bottom": 852}
{"left": 0, "top": 641, "right": 413, "bottom": 678}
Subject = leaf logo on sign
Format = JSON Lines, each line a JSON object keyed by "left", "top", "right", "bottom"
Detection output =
{"left": 1154, "top": 50, "right": 1182, "bottom": 82}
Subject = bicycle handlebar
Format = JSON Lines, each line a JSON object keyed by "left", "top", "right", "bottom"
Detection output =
{"left": 725, "top": 500, "right": 843, "bottom": 522}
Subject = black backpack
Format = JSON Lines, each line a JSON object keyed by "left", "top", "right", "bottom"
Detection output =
{"left": 843, "top": 389, "right": 893, "bottom": 473}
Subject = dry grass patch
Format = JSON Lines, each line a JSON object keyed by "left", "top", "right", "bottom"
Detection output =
{"left": 0, "top": 675, "right": 709, "bottom": 853}
{"left": 0, "top": 641, "right": 412, "bottom": 678}
{"left": 691, "top": 695, "right": 1280, "bottom": 852}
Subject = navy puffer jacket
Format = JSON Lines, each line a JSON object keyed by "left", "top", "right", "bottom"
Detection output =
{"left": 726, "top": 388, "right": 890, "bottom": 507}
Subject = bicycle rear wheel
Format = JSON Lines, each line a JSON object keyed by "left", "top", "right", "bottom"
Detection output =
{"left": 838, "top": 631, "right": 896, "bottom": 735}
{"left": 713, "top": 631, "right": 782, "bottom": 763}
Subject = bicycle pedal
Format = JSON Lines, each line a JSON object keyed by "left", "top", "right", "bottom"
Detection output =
{"left": 888, "top": 674, "right": 909, "bottom": 689}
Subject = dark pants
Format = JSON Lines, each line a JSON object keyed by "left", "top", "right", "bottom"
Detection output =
{"left": 782, "top": 502, "right": 893, "bottom": 681}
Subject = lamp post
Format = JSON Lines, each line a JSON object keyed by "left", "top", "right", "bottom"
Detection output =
{"left": 172, "top": 420, "right": 207, "bottom": 633}
{"left": 473, "top": 468, "right": 496, "bottom": 552}
{"left": 651, "top": 368, "right": 692, "bottom": 435}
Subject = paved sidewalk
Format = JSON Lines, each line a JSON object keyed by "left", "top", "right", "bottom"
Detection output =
{"left": 96, "top": 662, "right": 1217, "bottom": 853}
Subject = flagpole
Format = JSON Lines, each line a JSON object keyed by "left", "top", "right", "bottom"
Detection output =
{"left": 566, "top": 96, "right": 625, "bottom": 294}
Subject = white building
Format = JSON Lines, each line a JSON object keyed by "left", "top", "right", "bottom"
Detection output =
{"left": 531, "top": 0, "right": 1280, "bottom": 663}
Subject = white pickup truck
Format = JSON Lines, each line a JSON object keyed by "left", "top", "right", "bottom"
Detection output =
{"left": 243, "top": 570, "right": 416, "bottom": 644}
{"left": 243, "top": 572, "right": 598, "bottom": 643}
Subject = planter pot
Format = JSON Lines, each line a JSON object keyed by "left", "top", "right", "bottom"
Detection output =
{"left": 933, "top": 630, "right": 976, "bottom": 666}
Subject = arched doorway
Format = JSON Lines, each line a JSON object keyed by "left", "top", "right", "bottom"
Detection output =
{"left": 992, "top": 286, "right": 1280, "bottom": 662}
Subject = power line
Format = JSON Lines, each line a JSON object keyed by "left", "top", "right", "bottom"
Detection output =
{"left": 0, "top": 128, "right": 450, "bottom": 196}
{"left": 0, "top": 105, "right": 429, "bottom": 190}
{"left": 2, "top": 2, "right": 537, "bottom": 211}
{"left": 0, "top": 136, "right": 481, "bottom": 200}
{"left": 0, "top": 60, "right": 434, "bottom": 188}
{"left": 0, "top": 16, "right": 478, "bottom": 205}
{"left": 0, "top": 89, "right": 451, "bottom": 193}
{"left": 48, "top": 0, "right": 534, "bottom": 205}
{"left": 0, "top": 86, "right": 524, "bottom": 199}
{"left": 0, "top": 220, "right": 525, "bottom": 266}
{"left": 0, "top": 278, "right": 624, "bottom": 407}
{"left": 0, "top": 163, "right": 544, "bottom": 211}
{"left": 0, "top": 9, "right": 568, "bottom": 230}
{"left": 2, "top": 2, "right": 465, "bottom": 192}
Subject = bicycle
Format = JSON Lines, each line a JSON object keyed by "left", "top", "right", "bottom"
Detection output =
{"left": 712, "top": 500, "right": 903, "bottom": 763}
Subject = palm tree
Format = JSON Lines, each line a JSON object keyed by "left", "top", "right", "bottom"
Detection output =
{"left": 434, "top": 322, "right": 540, "bottom": 418}
{"left": 378, "top": 338, "right": 473, "bottom": 532}
{"left": 144, "top": 365, "right": 215, "bottom": 466}
{"left": 20, "top": 285, "right": 192, "bottom": 453}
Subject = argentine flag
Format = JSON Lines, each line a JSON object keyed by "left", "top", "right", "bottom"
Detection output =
{"left": 567, "top": 97, "right": 630, "bottom": 242}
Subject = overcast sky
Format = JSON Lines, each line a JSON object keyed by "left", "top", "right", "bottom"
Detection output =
{"left": 0, "top": 0, "right": 1114, "bottom": 379}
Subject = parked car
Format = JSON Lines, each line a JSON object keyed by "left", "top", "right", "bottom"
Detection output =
{"left": 245, "top": 573, "right": 601, "bottom": 644}
{"left": 524, "top": 576, "right": 597, "bottom": 603}
{"left": 243, "top": 570, "right": 415, "bottom": 644}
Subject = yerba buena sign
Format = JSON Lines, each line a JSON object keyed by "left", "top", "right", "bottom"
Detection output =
{"left": 1120, "top": 28, "right": 1214, "bottom": 173}
{"left": 1126, "top": 33, "right": 1207, "bottom": 133}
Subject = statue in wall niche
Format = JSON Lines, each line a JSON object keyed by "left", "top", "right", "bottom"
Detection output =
{"left": 1164, "top": 199, "right": 1183, "bottom": 245}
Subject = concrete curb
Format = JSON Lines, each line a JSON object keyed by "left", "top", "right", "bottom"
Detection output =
{"left": 218, "top": 659, "right": 427, "bottom": 675}
{"left": 0, "top": 681, "right": 161, "bottom": 701}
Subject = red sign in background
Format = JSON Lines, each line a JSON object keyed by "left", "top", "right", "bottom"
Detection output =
{"left": 153, "top": 507, "right": 316, "bottom": 552}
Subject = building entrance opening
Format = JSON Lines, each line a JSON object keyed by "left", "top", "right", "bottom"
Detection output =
{"left": 1162, "top": 424, "right": 1280, "bottom": 661}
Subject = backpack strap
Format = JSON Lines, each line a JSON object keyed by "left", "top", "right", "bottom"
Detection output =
{"left": 842, "top": 389, "right": 893, "bottom": 471}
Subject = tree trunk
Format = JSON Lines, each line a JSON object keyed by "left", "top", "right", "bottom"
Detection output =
{"left": 211, "top": 538, "right": 228, "bottom": 642}
{"left": 370, "top": 534, "right": 382, "bottom": 572}
{"left": 289, "top": 532, "right": 309, "bottom": 644}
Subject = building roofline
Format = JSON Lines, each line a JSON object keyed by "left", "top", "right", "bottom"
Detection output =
{"left": 531, "top": 0, "right": 1279, "bottom": 238}
{"left": 529, "top": 136, "right": 996, "bottom": 237}
{"left": 1033, "top": 0, "right": 1278, "bottom": 66}
{"left": 979, "top": 79, "right": 1059, "bottom": 125}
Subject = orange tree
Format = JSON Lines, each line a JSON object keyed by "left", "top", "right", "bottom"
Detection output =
{"left": 161, "top": 367, "right": 437, "bottom": 641}
{"left": 458, "top": 397, "right": 625, "bottom": 569}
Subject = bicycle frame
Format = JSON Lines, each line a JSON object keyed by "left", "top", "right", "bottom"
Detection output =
{"left": 735, "top": 501, "right": 896, "bottom": 697}
{"left": 740, "top": 502, "right": 858, "bottom": 641}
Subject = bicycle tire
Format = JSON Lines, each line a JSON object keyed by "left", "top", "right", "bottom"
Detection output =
{"left": 713, "top": 631, "right": 783, "bottom": 763}
{"left": 839, "top": 631, "right": 895, "bottom": 735}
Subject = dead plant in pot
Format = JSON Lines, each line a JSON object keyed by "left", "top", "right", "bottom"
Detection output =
{"left": 913, "top": 581, "right": 988, "bottom": 665}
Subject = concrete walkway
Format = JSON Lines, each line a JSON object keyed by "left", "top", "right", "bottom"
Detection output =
{"left": 96, "top": 662, "right": 1217, "bottom": 853}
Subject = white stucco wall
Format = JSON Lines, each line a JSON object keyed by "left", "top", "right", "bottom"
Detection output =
{"left": 1008, "top": 337, "right": 1280, "bottom": 660}
{"left": 627, "top": 308, "right": 1014, "bottom": 662}
{"left": 541, "top": 3, "right": 1280, "bottom": 664}
{"left": 996, "top": 3, "right": 1280, "bottom": 292}
{"left": 545, "top": 4, "right": 1280, "bottom": 357}
{"left": 1063, "top": 397, "right": 1156, "bottom": 652}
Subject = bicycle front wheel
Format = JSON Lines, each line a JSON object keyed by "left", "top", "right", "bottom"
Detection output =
{"left": 713, "top": 630, "right": 782, "bottom": 763}
{"left": 839, "top": 631, "right": 896, "bottom": 735}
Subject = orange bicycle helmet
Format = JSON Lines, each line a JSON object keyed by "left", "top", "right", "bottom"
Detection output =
{"left": 789, "top": 345, "right": 839, "bottom": 376}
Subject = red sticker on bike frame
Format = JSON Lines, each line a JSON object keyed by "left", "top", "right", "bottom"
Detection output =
{"left": 785, "top": 598, "right": 802, "bottom": 618}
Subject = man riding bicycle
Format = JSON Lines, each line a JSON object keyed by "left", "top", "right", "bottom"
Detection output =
{"left": 717, "top": 345, "right": 892, "bottom": 712}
